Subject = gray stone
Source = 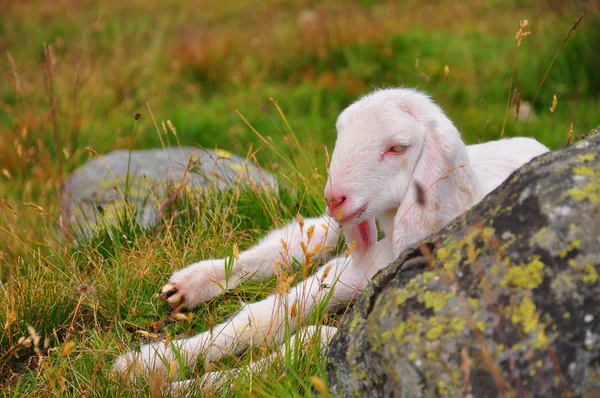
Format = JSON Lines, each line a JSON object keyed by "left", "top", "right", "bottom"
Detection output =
{"left": 61, "top": 147, "right": 277, "bottom": 236}
{"left": 327, "top": 127, "right": 600, "bottom": 397}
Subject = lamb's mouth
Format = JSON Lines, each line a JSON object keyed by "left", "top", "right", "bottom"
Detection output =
{"left": 339, "top": 204, "right": 368, "bottom": 224}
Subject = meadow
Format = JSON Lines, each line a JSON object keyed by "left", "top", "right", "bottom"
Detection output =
{"left": 0, "top": 0, "right": 598, "bottom": 396}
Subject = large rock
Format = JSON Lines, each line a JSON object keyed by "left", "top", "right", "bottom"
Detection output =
{"left": 61, "top": 147, "right": 277, "bottom": 236}
{"left": 327, "top": 128, "right": 600, "bottom": 397}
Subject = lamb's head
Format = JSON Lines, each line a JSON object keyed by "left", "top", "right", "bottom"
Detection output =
{"left": 325, "top": 88, "right": 477, "bottom": 232}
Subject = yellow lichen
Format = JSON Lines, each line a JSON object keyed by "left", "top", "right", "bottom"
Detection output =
{"left": 437, "top": 379, "right": 449, "bottom": 395}
{"left": 569, "top": 182, "right": 600, "bottom": 204}
{"left": 533, "top": 328, "right": 549, "bottom": 349}
{"left": 426, "top": 324, "right": 445, "bottom": 340}
{"left": 559, "top": 239, "right": 581, "bottom": 258}
{"left": 577, "top": 153, "right": 595, "bottom": 162}
{"left": 467, "top": 297, "right": 479, "bottom": 307}
{"left": 495, "top": 344, "right": 505, "bottom": 354}
{"left": 435, "top": 227, "right": 496, "bottom": 271}
{"left": 450, "top": 317, "right": 466, "bottom": 334}
{"left": 573, "top": 165, "right": 595, "bottom": 176}
{"left": 349, "top": 313, "right": 362, "bottom": 333}
{"left": 511, "top": 296, "right": 539, "bottom": 333}
{"left": 533, "top": 227, "right": 550, "bottom": 244}
{"left": 582, "top": 264, "right": 598, "bottom": 283}
{"left": 422, "top": 291, "right": 456, "bottom": 312}
{"left": 502, "top": 257, "right": 545, "bottom": 289}
{"left": 380, "top": 322, "right": 408, "bottom": 344}
{"left": 568, "top": 259, "right": 599, "bottom": 284}
{"left": 420, "top": 271, "right": 437, "bottom": 284}
{"left": 395, "top": 290, "right": 409, "bottom": 306}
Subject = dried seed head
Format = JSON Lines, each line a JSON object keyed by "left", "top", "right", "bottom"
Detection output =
{"left": 309, "top": 243, "right": 322, "bottom": 257}
{"left": 169, "top": 361, "right": 177, "bottom": 378}
{"left": 0, "top": 199, "right": 17, "bottom": 216}
{"left": 60, "top": 341, "right": 76, "bottom": 357}
{"left": 306, "top": 225, "right": 316, "bottom": 243}
{"left": 233, "top": 244, "right": 240, "bottom": 261}
{"left": 290, "top": 299, "right": 298, "bottom": 319}
{"left": 336, "top": 208, "right": 344, "bottom": 222}
{"left": 76, "top": 283, "right": 95, "bottom": 295}
{"left": 310, "top": 376, "right": 328, "bottom": 395}
{"left": 296, "top": 214, "right": 305, "bottom": 231}
{"left": 550, "top": 95, "right": 558, "bottom": 113}
{"left": 166, "top": 120, "right": 177, "bottom": 135}
{"left": 564, "top": 12, "right": 585, "bottom": 43}
{"left": 165, "top": 330, "right": 172, "bottom": 347}
{"left": 136, "top": 330, "right": 159, "bottom": 340}
{"left": 300, "top": 241, "right": 309, "bottom": 257}
{"left": 27, "top": 325, "right": 40, "bottom": 347}
{"left": 567, "top": 123, "right": 574, "bottom": 145}
{"left": 320, "top": 264, "right": 332, "bottom": 283}
{"left": 280, "top": 239, "right": 289, "bottom": 254}
{"left": 515, "top": 19, "right": 531, "bottom": 48}
{"left": 4, "top": 312, "right": 16, "bottom": 330}
{"left": 346, "top": 240, "right": 356, "bottom": 257}
{"left": 444, "top": 65, "right": 450, "bottom": 79}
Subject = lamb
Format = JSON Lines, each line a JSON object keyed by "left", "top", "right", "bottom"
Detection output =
{"left": 113, "top": 88, "right": 549, "bottom": 386}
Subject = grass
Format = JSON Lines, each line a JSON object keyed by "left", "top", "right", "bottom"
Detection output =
{"left": 0, "top": 0, "right": 599, "bottom": 396}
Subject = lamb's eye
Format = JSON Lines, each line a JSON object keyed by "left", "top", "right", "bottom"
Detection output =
{"left": 388, "top": 145, "right": 408, "bottom": 155}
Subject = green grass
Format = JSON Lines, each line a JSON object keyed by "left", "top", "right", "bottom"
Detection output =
{"left": 0, "top": 0, "right": 599, "bottom": 396}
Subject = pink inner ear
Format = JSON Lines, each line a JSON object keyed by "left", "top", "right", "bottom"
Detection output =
{"left": 344, "top": 218, "right": 377, "bottom": 256}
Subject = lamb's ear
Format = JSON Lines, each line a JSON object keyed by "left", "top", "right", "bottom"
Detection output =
{"left": 343, "top": 218, "right": 377, "bottom": 256}
{"left": 413, "top": 120, "right": 462, "bottom": 190}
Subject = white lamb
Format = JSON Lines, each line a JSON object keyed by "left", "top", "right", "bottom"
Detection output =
{"left": 113, "top": 88, "right": 549, "bottom": 386}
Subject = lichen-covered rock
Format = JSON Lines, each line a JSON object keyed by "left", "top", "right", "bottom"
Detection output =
{"left": 61, "top": 147, "right": 277, "bottom": 236}
{"left": 327, "top": 129, "right": 600, "bottom": 397}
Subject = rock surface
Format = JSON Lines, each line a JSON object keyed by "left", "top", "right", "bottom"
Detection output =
{"left": 61, "top": 147, "right": 277, "bottom": 236}
{"left": 327, "top": 128, "right": 600, "bottom": 397}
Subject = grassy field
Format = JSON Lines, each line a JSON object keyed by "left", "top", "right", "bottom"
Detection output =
{"left": 1, "top": 0, "right": 599, "bottom": 396}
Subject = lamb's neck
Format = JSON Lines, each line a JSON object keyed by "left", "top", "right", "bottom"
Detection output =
{"left": 377, "top": 209, "right": 397, "bottom": 238}
{"left": 390, "top": 147, "right": 482, "bottom": 257}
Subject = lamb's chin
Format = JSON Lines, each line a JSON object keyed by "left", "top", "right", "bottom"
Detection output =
{"left": 338, "top": 204, "right": 368, "bottom": 225}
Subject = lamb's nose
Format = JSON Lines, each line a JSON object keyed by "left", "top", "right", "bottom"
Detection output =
{"left": 325, "top": 195, "right": 346, "bottom": 214}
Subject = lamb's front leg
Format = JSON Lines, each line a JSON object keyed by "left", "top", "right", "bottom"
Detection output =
{"left": 114, "top": 254, "right": 364, "bottom": 378}
{"left": 162, "top": 215, "right": 340, "bottom": 309}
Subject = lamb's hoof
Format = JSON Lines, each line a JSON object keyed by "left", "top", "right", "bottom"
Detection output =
{"left": 161, "top": 259, "right": 227, "bottom": 310}
{"left": 160, "top": 283, "right": 185, "bottom": 308}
